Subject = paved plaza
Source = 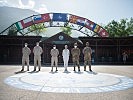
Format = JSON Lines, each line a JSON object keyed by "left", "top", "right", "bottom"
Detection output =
{"left": 0, "top": 65, "right": 133, "bottom": 100}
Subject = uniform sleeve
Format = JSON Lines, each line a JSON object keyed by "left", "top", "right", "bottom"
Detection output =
{"left": 40, "top": 47, "right": 43, "bottom": 54}
{"left": 50, "top": 49, "right": 52, "bottom": 56}
{"left": 71, "top": 48, "right": 73, "bottom": 55}
{"left": 78, "top": 48, "right": 81, "bottom": 56}
{"left": 57, "top": 49, "right": 59, "bottom": 56}
{"left": 68, "top": 49, "right": 70, "bottom": 56}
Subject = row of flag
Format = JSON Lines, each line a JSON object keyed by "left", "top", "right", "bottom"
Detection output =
{"left": 15, "top": 13, "right": 108, "bottom": 37}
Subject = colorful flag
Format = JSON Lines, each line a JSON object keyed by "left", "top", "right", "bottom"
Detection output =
{"left": 15, "top": 21, "right": 24, "bottom": 30}
{"left": 22, "top": 17, "right": 33, "bottom": 28}
{"left": 52, "top": 13, "right": 67, "bottom": 22}
{"left": 85, "top": 19, "right": 95, "bottom": 30}
{"left": 69, "top": 15, "right": 85, "bottom": 26}
{"left": 98, "top": 28, "right": 109, "bottom": 37}
{"left": 69, "top": 15, "right": 78, "bottom": 23}
{"left": 33, "top": 14, "right": 50, "bottom": 24}
{"left": 93, "top": 25, "right": 101, "bottom": 33}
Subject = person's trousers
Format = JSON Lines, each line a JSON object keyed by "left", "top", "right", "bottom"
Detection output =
{"left": 73, "top": 59, "right": 80, "bottom": 71}
{"left": 51, "top": 56, "right": 58, "bottom": 70}
{"left": 34, "top": 55, "right": 41, "bottom": 70}
{"left": 84, "top": 60, "right": 91, "bottom": 70}
{"left": 22, "top": 56, "right": 29, "bottom": 70}
{"left": 63, "top": 58, "right": 69, "bottom": 69}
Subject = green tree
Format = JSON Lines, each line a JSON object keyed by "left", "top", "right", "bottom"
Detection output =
{"left": 8, "top": 26, "right": 17, "bottom": 36}
{"left": 28, "top": 23, "right": 46, "bottom": 36}
{"left": 60, "top": 25, "right": 72, "bottom": 35}
{"left": 104, "top": 18, "right": 133, "bottom": 37}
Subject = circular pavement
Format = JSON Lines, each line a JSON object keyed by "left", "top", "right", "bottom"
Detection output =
{"left": 4, "top": 71, "right": 133, "bottom": 93}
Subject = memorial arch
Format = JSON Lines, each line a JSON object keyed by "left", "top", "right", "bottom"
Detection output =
{"left": 0, "top": 13, "right": 109, "bottom": 37}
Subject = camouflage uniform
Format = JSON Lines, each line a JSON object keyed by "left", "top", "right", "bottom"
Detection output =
{"left": 33, "top": 44, "right": 43, "bottom": 71}
{"left": 83, "top": 42, "right": 92, "bottom": 71}
{"left": 71, "top": 43, "right": 80, "bottom": 71}
{"left": 21, "top": 44, "right": 31, "bottom": 71}
{"left": 50, "top": 47, "right": 59, "bottom": 71}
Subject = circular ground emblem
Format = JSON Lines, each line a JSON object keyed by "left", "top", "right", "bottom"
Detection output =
{"left": 4, "top": 71, "right": 133, "bottom": 93}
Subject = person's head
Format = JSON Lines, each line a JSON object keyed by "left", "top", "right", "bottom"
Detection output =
{"left": 36, "top": 42, "right": 39, "bottom": 46}
{"left": 25, "top": 43, "right": 28, "bottom": 47}
{"left": 53, "top": 45, "right": 56, "bottom": 49}
{"left": 65, "top": 45, "right": 68, "bottom": 49}
{"left": 74, "top": 43, "right": 78, "bottom": 48}
{"left": 86, "top": 42, "right": 89, "bottom": 47}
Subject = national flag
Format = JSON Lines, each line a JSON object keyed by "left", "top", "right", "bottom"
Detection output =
{"left": 69, "top": 15, "right": 85, "bottom": 26}
{"left": 52, "top": 13, "right": 67, "bottom": 22}
{"left": 33, "top": 14, "right": 50, "bottom": 24}
{"left": 93, "top": 25, "right": 101, "bottom": 33}
{"left": 21, "top": 17, "right": 33, "bottom": 28}
{"left": 69, "top": 15, "right": 78, "bottom": 23}
{"left": 76, "top": 17, "right": 85, "bottom": 26}
{"left": 99, "top": 28, "right": 109, "bottom": 37}
{"left": 15, "top": 21, "right": 24, "bottom": 30}
{"left": 85, "top": 19, "right": 95, "bottom": 30}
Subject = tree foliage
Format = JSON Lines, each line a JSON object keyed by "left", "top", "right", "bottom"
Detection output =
{"left": 104, "top": 18, "right": 133, "bottom": 37}
{"left": 60, "top": 25, "right": 72, "bottom": 36}
{"left": 8, "top": 26, "right": 17, "bottom": 36}
{"left": 28, "top": 23, "right": 46, "bottom": 36}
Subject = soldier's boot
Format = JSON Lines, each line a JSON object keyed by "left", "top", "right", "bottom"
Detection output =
{"left": 51, "top": 66, "right": 53, "bottom": 72}
{"left": 27, "top": 66, "right": 29, "bottom": 71}
{"left": 73, "top": 66, "right": 76, "bottom": 71}
{"left": 56, "top": 67, "right": 58, "bottom": 71}
{"left": 89, "top": 65, "right": 92, "bottom": 72}
{"left": 38, "top": 66, "right": 41, "bottom": 71}
{"left": 33, "top": 66, "right": 36, "bottom": 71}
{"left": 84, "top": 66, "right": 86, "bottom": 71}
{"left": 21, "top": 66, "right": 24, "bottom": 71}
{"left": 78, "top": 66, "right": 80, "bottom": 72}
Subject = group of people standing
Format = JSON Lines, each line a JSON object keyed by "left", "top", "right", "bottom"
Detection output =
{"left": 21, "top": 42, "right": 93, "bottom": 72}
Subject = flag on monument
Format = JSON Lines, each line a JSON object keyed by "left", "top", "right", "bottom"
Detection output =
{"left": 69, "top": 15, "right": 78, "bottom": 23}
{"left": 52, "top": 13, "right": 67, "bottom": 22}
{"left": 99, "top": 28, "right": 109, "bottom": 37}
{"left": 76, "top": 17, "right": 85, "bottom": 26}
{"left": 22, "top": 17, "right": 33, "bottom": 28}
{"left": 15, "top": 21, "right": 24, "bottom": 30}
{"left": 93, "top": 25, "right": 101, "bottom": 33}
{"left": 33, "top": 14, "right": 50, "bottom": 24}
{"left": 85, "top": 19, "right": 95, "bottom": 30}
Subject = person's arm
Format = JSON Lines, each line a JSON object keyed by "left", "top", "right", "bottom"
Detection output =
{"left": 78, "top": 48, "right": 81, "bottom": 56}
{"left": 57, "top": 49, "right": 59, "bottom": 56}
{"left": 40, "top": 47, "right": 43, "bottom": 54}
{"left": 71, "top": 48, "right": 73, "bottom": 55}
{"left": 50, "top": 49, "right": 52, "bottom": 56}
{"left": 68, "top": 49, "right": 70, "bottom": 56}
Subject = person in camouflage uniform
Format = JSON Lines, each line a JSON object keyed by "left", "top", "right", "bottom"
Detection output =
{"left": 21, "top": 43, "right": 31, "bottom": 71}
{"left": 71, "top": 43, "right": 80, "bottom": 71}
{"left": 83, "top": 42, "right": 92, "bottom": 72}
{"left": 50, "top": 45, "right": 59, "bottom": 72}
{"left": 33, "top": 42, "right": 43, "bottom": 71}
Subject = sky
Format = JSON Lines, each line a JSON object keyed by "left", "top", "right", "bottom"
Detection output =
{"left": 0, "top": 0, "right": 133, "bottom": 25}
